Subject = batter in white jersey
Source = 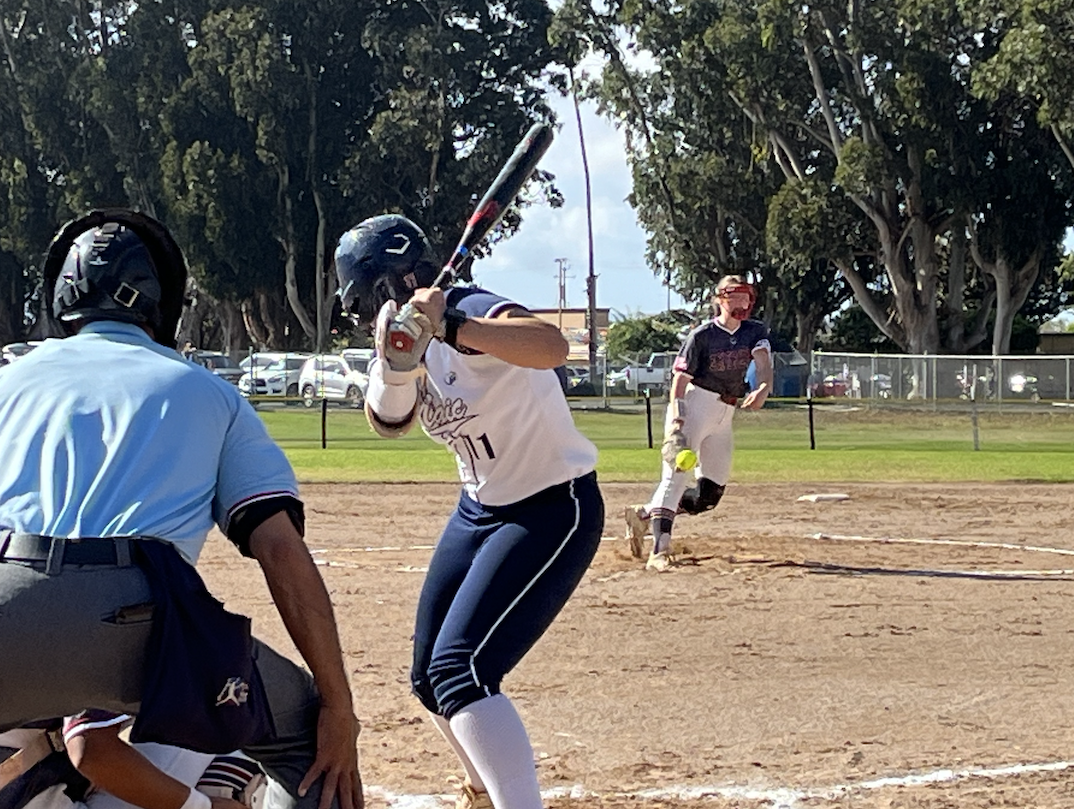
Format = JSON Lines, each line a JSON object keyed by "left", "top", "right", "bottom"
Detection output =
{"left": 419, "top": 287, "right": 597, "bottom": 505}
{"left": 334, "top": 214, "right": 605, "bottom": 809}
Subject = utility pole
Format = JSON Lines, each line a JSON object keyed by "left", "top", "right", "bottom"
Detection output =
{"left": 554, "top": 257, "right": 572, "bottom": 330}
{"left": 570, "top": 65, "right": 600, "bottom": 391}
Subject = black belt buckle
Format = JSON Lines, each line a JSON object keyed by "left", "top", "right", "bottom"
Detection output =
{"left": 57, "top": 539, "right": 124, "bottom": 566}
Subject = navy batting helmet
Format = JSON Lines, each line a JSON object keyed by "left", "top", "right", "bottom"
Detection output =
{"left": 334, "top": 214, "right": 440, "bottom": 325}
{"left": 42, "top": 209, "right": 188, "bottom": 348}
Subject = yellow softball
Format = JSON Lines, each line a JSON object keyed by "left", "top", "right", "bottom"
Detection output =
{"left": 675, "top": 449, "right": 698, "bottom": 471}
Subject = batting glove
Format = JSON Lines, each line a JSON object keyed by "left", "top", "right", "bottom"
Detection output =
{"left": 377, "top": 300, "right": 434, "bottom": 375}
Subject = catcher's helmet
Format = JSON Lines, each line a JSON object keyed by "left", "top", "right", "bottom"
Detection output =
{"left": 334, "top": 214, "right": 439, "bottom": 325}
{"left": 43, "top": 209, "right": 188, "bottom": 348}
{"left": 714, "top": 275, "right": 757, "bottom": 321}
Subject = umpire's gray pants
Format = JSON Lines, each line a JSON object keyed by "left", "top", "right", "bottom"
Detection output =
{"left": 0, "top": 561, "right": 332, "bottom": 809}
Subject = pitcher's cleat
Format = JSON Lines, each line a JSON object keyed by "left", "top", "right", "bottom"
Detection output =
{"left": 455, "top": 782, "right": 493, "bottom": 809}
{"left": 645, "top": 550, "right": 678, "bottom": 572}
{"left": 624, "top": 504, "right": 650, "bottom": 559}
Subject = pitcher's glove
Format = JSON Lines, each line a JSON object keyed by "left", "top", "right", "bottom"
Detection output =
{"left": 378, "top": 300, "right": 435, "bottom": 373}
{"left": 661, "top": 423, "right": 689, "bottom": 468}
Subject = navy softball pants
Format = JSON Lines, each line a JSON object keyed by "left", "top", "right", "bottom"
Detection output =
{"left": 411, "top": 472, "right": 604, "bottom": 719}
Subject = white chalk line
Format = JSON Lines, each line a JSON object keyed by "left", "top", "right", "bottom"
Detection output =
{"left": 804, "top": 532, "right": 1074, "bottom": 579}
{"left": 365, "top": 759, "right": 1074, "bottom": 808}
{"left": 309, "top": 537, "right": 623, "bottom": 571}
{"left": 310, "top": 545, "right": 436, "bottom": 554}
{"left": 309, "top": 537, "right": 622, "bottom": 556}
{"left": 810, "top": 532, "right": 1074, "bottom": 558}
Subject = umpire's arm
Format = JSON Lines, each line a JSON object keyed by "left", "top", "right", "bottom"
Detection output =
{"left": 250, "top": 512, "right": 363, "bottom": 809}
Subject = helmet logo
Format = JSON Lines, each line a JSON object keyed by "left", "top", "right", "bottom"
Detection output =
{"left": 385, "top": 234, "right": 411, "bottom": 255}
{"left": 113, "top": 282, "right": 140, "bottom": 309}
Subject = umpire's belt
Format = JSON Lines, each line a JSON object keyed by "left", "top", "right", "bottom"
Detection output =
{"left": 718, "top": 393, "right": 739, "bottom": 406}
{"left": 0, "top": 531, "right": 134, "bottom": 574}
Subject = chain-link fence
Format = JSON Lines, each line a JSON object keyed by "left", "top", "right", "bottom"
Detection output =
{"left": 810, "top": 351, "right": 1074, "bottom": 403}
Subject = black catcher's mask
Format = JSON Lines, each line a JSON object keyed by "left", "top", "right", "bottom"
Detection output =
{"left": 334, "top": 214, "right": 440, "bottom": 326}
{"left": 43, "top": 209, "right": 188, "bottom": 348}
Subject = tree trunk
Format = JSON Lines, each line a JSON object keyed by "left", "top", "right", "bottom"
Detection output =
{"left": 220, "top": 299, "right": 249, "bottom": 359}
{"left": 176, "top": 277, "right": 208, "bottom": 352}
{"left": 944, "top": 224, "right": 967, "bottom": 352}
{"left": 304, "top": 62, "right": 328, "bottom": 354}
{"left": 242, "top": 298, "right": 269, "bottom": 349}
{"left": 0, "top": 253, "right": 25, "bottom": 343}
{"left": 278, "top": 164, "right": 317, "bottom": 341}
{"left": 990, "top": 250, "right": 1040, "bottom": 355}
{"left": 795, "top": 308, "right": 822, "bottom": 355}
{"left": 967, "top": 217, "right": 1043, "bottom": 355}
{"left": 258, "top": 291, "right": 286, "bottom": 348}
{"left": 313, "top": 185, "right": 328, "bottom": 354}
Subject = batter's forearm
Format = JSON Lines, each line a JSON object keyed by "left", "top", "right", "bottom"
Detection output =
{"left": 364, "top": 358, "right": 420, "bottom": 438}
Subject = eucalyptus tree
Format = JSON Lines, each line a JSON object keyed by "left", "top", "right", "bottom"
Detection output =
{"left": 0, "top": 1, "right": 214, "bottom": 342}
{"left": 552, "top": 0, "right": 851, "bottom": 352}
{"left": 0, "top": 2, "right": 89, "bottom": 340}
{"left": 974, "top": 0, "right": 1074, "bottom": 171}
{"left": 558, "top": 0, "right": 1074, "bottom": 355}
{"left": 161, "top": 0, "right": 562, "bottom": 352}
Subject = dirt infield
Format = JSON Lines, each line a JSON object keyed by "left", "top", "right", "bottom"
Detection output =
{"left": 198, "top": 481, "right": 1074, "bottom": 808}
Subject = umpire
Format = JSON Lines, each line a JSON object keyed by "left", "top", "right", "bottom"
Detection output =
{"left": 0, "top": 210, "right": 362, "bottom": 809}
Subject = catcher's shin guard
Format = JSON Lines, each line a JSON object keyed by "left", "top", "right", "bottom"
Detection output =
{"left": 679, "top": 479, "right": 725, "bottom": 515}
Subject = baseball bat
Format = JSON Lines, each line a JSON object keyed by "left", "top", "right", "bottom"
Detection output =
{"left": 387, "top": 122, "right": 554, "bottom": 353}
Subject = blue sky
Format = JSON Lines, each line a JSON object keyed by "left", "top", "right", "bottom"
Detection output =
{"left": 470, "top": 93, "right": 687, "bottom": 318}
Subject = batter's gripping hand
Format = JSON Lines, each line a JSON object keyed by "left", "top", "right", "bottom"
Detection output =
{"left": 377, "top": 300, "right": 434, "bottom": 373}
{"left": 661, "top": 425, "right": 690, "bottom": 469}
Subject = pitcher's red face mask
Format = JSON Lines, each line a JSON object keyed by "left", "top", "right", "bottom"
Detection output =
{"left": 716, "top": 283, "right": 756, "bottom": 320}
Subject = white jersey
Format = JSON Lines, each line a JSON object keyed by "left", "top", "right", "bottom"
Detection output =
{"left": 418, "top": 288, "right": 597, "bottom": 506}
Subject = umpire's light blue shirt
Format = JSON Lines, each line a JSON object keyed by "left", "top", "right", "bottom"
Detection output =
{"left": 0, "top": 322, "right": 298, "bottom": 564}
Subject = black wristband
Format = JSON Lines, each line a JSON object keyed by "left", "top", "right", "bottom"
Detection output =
{"left": 443, "top": 307, "right": 468, "bottom": 349}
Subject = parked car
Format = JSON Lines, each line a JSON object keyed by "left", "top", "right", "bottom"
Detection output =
{"left": 616, "top": 351, "right": 677, "bottom": 393}
{"left": 238, "top": 354, "right": 310, "bottom": 398}
{"left": 191, "top": 350, "right": 244, "bottom": 385}
{"left": 340, "top": 348, "right": 375, "bottom": 375}
{"left": 563, "top": 366, "right": 590, "bottom": 391}
{"left": 298, "top": 354, "right": 368, "bottom": 408}
{"left": 811, "top": 374, "right": 850, "bottom": 398}
{"left": 239, "top": 351, "right": 290, "bottom": 373}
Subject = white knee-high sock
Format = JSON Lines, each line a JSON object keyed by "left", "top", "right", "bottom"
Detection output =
{"left": 429, "top": 712, "right": 486, "bottom": 792}
{"left": 448, "top": 694, "right": 542, "bottom": 809}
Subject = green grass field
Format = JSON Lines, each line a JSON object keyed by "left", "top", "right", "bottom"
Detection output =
{"left": 260, "top": 401, "right": 1074, "bottom": 484}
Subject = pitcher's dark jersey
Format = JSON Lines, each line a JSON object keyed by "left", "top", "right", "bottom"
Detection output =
{"left": 673, "top": 319, "right": 771, "bottom": 398}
